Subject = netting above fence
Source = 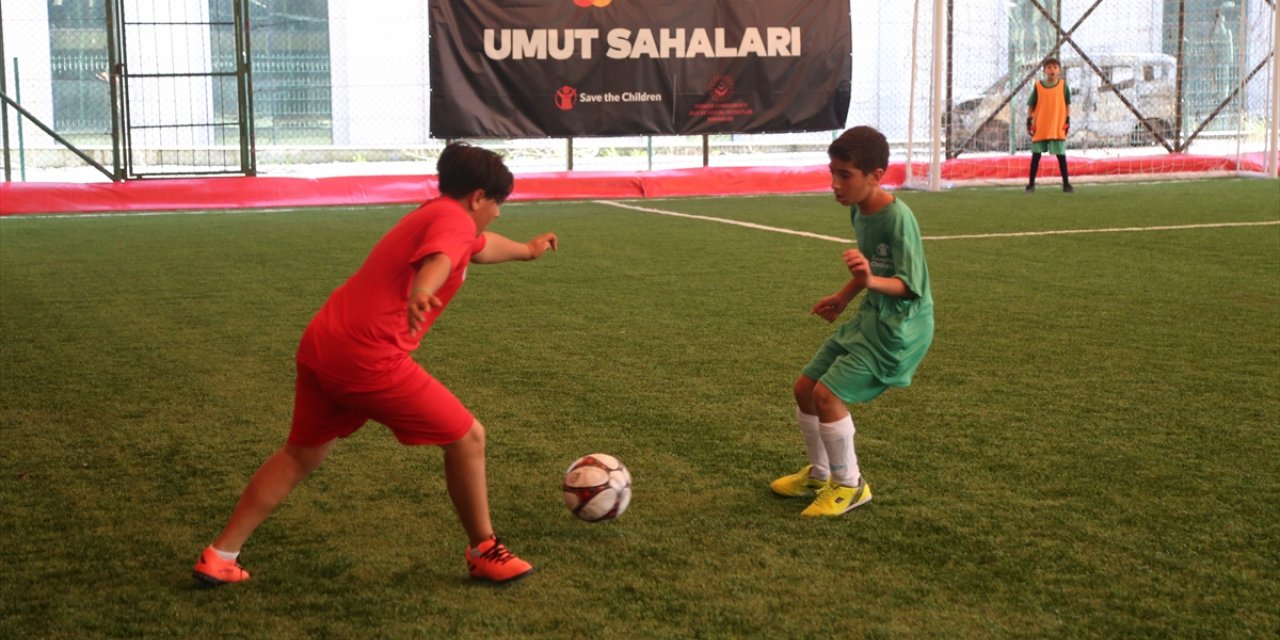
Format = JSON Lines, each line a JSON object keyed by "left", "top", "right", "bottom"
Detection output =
{"left": 2, "top": 0, "right": 1276, "bottom": 184}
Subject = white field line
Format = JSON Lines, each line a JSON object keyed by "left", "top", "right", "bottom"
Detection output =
{"left": 922, "top": 220, "right": 1280, "bottom": 241}
{"left": 596, "top": 200, "right": 1280, "bottom": 243}
{"left": 597, "top": 201, "right": 851, "bottom": 242}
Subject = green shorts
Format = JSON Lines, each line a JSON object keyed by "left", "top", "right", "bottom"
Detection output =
{"left": 1031, "top": 139, "right": 1067, "bottom": 154}
{"left": 801, "top": 335, "right": 889, "bottom": 404}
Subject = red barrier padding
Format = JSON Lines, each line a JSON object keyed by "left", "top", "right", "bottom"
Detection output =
{"left": 0, "top": 175, "right": 439, "bottom": 216}
{"left": 0, "top": 153, "right": 1265, "bottom": 216}
{"left": 506, "top": 171, "right": 648, "bottom": 201}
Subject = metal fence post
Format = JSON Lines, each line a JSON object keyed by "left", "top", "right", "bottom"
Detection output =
{"left": 13, "top": 57, "right": 24, "bottom": 181}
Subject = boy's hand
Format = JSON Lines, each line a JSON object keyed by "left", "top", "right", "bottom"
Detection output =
{"left": 1026, "top": 117, "right": 1035, "bottom": 137}
{"left": 408, "top": 289, "right": 443, "bottom": 335}
{"left": 811, "top": 294, "right": 849, "bottom": 323}
{"left": 843, "top": 248, "right": 871, "bottom": 286}
{"left": 526, "top": 233, "right": 559, "bottom": 259}
{"left": 1064, "top": 117, "right": 1070, "bottom": 135}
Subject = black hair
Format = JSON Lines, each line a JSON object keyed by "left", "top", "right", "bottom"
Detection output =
{"left": 827, "top": 126, "right": 889, "bottom": 175}
{"left": 1044, "top": 57, "right": 1061, "bottom": 68}
{"left": 436, "top": 142, "right": 514, "bottom": 204}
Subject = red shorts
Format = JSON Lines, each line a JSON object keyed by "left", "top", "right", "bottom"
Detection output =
{"left": 288, "top": 359, "right": 474, "bottom": 447}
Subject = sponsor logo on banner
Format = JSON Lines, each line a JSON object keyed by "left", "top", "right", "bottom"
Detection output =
{"left": 556, "top": 87, "right": 664, "bottom": 110}
{"left": 555, "top": 85, "right": 578, "bottom": 111}
{"left": 707, "top": 75, "right": 734, "bottom": 102}
{"left": 689, "top": 74, "right": 753, "bottom": 124}
{"left": 573, "top": 0, "right": 613, "bottom": 7}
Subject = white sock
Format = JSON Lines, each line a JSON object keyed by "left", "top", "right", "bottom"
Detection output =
{"left": 212, "top": 547, "right": 240, "bottom": 561}
{"left": 819, "top": 414, "right": 861, "bottom": 487}
{"left": 797, "top": 409, "right": 829, "bottom": 479}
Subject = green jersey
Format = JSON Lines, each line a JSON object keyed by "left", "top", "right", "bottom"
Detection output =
{"left": 844, "top": 197, "right": 934, "bottom": 388}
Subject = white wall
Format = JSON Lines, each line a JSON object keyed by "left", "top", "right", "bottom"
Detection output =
{"left": 2, "top": 0, "right": 54, "bottom": 123}
{"left": 328, "top": 0, "right": 430, "bottom": 145}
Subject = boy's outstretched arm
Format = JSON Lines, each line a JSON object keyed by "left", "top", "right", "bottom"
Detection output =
{"left": 473, "top": 231, "right": 558, "bottom": 264}
{"left": 408, "top": 253, "right": 452, "bottom": 334}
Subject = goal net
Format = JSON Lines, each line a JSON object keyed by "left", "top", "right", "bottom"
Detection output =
{"left": 897, "top": 0, "right": 1278, "bottom": 190}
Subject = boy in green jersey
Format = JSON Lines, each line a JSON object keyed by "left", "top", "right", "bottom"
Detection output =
{"left": 770, "top": 126, "right": 934, "bottom": 517}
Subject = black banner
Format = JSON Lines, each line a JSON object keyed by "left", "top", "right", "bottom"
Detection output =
{"left": 429, "top": 1, "right": 851, "bottom": 138}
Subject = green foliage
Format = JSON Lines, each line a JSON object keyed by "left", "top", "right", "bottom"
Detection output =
{"left": 1, "top": 179, "right": 1277, "bottom": 638}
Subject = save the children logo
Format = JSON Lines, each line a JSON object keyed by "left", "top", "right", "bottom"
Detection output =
{"left": 555, "top": 85, "right": 578, "bottom": 110}
{"left": 554, "top": 84, "right": 663, "bottom": 110}
{"left": 572, "top": 0, "right": 612, "bottom": 7}
{"left": 870, "top": 243, "right": 893, "bottom": 272}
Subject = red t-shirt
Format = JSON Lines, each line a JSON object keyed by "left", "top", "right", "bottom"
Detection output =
{"left": 296, "top": 197, "right": 486, "bottom": 388}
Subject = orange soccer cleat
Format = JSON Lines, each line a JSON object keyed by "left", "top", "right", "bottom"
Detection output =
{"left": 466, "top": 536, "right": 534, "bottom": 584}
{"left": 193, "top": 546, "right": 251, "bottom": 585}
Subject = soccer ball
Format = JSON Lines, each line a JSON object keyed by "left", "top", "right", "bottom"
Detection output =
{"left": 562, "top": 453, "right": 631, "bottom": 522}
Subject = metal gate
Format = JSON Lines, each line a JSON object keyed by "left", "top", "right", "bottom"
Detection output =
{"left": 109, "top": 0, "right": 255, "bottom": 178}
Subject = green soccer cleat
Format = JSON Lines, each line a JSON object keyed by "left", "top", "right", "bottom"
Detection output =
{"left": 769, "top": 464, "right": 830, "bottom": 498}
{"left": 800, "top": 478, "right": 872, "bottom": 517}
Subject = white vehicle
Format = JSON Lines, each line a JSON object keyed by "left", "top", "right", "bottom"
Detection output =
{"left": 951, "top": 52, "right": 1178, "bottom": 151}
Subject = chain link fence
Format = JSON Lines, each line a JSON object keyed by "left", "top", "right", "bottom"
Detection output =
{"left": 2, "top": 0, "right": 1275, "bottom": 182}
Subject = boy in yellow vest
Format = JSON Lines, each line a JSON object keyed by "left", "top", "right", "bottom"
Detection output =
{"left": 1025, "top": 57, "right": 1073, "bottom": 193}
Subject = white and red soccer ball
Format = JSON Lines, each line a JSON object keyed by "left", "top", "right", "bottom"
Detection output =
{"left": 562, "top": 453, "right": 631, "bottom": 522}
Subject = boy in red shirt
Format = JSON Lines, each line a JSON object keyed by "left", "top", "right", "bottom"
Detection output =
{"left": 194, "top": 142, "right": 556, "bottom": 585}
